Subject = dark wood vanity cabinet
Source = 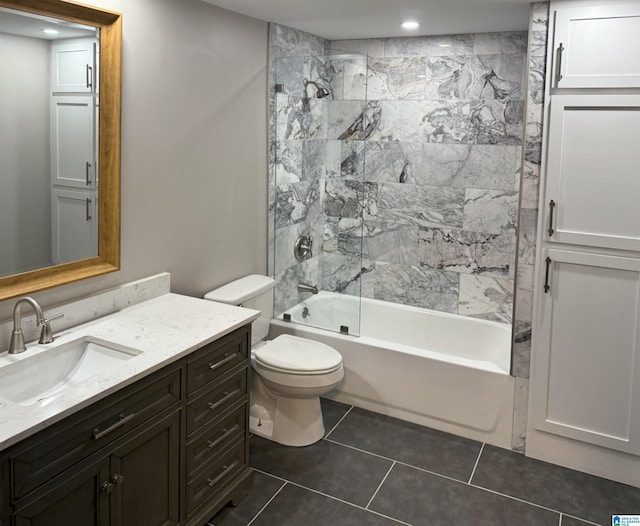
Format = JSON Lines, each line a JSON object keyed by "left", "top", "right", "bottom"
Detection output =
{"left": 0, "top": 324, "right": 253, "bottom": 526}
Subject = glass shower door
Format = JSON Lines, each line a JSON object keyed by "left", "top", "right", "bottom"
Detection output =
{"left": 272, "top": 53, "right": 367, "bottom": 337}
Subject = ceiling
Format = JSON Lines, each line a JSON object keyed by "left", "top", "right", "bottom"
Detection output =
{"left": 0, "top": 7, "right": 97, "bottom": 40}
{"left": 200, "top": 0, "right": 533, "bottom": 40}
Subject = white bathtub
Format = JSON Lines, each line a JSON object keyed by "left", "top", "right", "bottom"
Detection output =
{"left": 270, "top": 292, "right": 516, "bottom": 448}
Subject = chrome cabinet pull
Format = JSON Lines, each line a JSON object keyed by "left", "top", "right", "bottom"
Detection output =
{"left": 86, "top": 64, "right": 93, "bottom": 89}
{"left": 548, "top": 200, "right": 555, "bottom": 237}
{"left": 206, "top": 426, "right": 237, "bottom": 449}
{"left": 207, "top": 391, "right": 236, "bottom": 413}
{"left": 86, "top": 198, "right": 92, "bottom": 221}
{"left": 86, "top": 161, "right": 92, "bottom": 186}
{"left": 207, "top": 460, "right": 240, "bottom": 488}
{"left": 544, "top": 257, "right": 552, "bottom": 293}
{"left": 208, "top": 353, "right": 236, "bottom": 372}
{"left": 555, "top": 43, "right": 564, "bottom": 86}
{"left": 92, "top": 413, "right": 136, "bottom": 440}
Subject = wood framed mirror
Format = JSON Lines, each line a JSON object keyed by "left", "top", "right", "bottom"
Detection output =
{"left": 0, "top": 0, "right": 121, "bottom": 301}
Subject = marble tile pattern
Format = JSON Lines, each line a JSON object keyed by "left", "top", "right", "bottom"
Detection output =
{"left": 510, "top": 2, "right": 550, "bottom": 453}
{"left": 269, "top": 23, "right": 527, "bottom": 323}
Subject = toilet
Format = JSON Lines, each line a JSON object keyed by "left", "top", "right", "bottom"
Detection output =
{"left": 204, "top": 275, "right": 344, "bottom": 447}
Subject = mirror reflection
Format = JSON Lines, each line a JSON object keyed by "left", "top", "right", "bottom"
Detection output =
{"left": 0, "top": 7, "right": 100, "bottom": 278}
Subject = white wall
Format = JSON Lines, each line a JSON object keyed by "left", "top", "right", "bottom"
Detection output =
{"left": 0, "top": 0, "right": 268, "bottom": 323}
{"left": 0, "top": 33, "right": 51, "bottom": 276}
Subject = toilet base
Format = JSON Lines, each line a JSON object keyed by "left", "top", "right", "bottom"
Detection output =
{"left": 250, "top": 395, "right": 325, "bottom": 447}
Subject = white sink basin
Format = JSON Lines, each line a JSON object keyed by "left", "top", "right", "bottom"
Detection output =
{"left": 0, "top": 336, "right": 142, "bottom": 407}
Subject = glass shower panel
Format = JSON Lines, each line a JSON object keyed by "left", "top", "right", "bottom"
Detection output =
{"left": 272, "top": 54, "right": 367, "bottom": 337}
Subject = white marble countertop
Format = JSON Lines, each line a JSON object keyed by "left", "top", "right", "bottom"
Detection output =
{"left": 0, "top": 293, "right": 259, "bottom": 450}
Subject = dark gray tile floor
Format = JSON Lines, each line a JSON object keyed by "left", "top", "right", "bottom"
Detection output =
{"left": 209, "top": 399, "right": 640, "bottom": 526}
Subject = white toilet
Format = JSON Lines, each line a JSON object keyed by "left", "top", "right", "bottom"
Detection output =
{"left": 204, "top": 275, "right": 344, "bottom": 447}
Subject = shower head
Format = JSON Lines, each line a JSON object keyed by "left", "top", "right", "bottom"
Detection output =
{"left": 303, "top": 78, "right": 332, "bottom": 99}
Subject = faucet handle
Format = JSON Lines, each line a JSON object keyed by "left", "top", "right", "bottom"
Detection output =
{"left": 39, "top": 313, "right": 64, "bottom": 344}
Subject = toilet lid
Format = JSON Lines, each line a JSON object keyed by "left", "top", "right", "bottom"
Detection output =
{"left": 254, "top": 335, "right": 342, "bottom": 373}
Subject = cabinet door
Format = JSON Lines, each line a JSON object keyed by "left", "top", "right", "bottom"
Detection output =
{"left": 51, "top": 38, "right": 97, "bottom": 93}
{"left": 109, "top": 411, "right": 180, "bottom": 526}
{"left": 552, "top": 4, "right": 640, "bottom": 88}
{"left": 51, "top": 95, "right": 96, "bottom": 189}
{"left": 545, "top": 94, "right": 640, "bottom": 251}
{"left": 532, "top": 249, "right": 640, "bottom": 455}
{"left": 51, "top": 188, "right": 98, "bottom": 264}
{"left": 13, "top": 458, "right": 110, "bottom": 526}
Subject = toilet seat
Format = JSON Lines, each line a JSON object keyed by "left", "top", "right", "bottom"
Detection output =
{"left": 254, "top": 334, "right": 342, "bottom": 375}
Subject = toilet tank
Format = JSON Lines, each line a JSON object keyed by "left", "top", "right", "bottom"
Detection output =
{"left": 204, "top": 275, "right": 274, "bottom": 345}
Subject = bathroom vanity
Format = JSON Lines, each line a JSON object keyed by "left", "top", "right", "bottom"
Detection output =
{"left": 0, "top": 293, "right": 259, "bottom": 526}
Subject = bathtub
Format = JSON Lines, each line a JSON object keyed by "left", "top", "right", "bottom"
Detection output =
{"left": 270, "top": 292, "right": 516, "bottom": 448}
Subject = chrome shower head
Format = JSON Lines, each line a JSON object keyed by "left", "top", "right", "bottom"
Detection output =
{"left": 303, "top": 78, "right": 332, "bottom": 99}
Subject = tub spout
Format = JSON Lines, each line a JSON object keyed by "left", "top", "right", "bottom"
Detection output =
{"left": 298, "top": 283, "right": 318, "bottom": 295}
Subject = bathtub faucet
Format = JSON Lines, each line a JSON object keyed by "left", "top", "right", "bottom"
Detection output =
{"left": 298, "top": 283, "right": 318, "bottom": 295}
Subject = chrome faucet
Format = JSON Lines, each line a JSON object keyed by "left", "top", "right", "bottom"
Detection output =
{"left": 298, "top": 283, "right": 318, "bottom": 295}
{"left": 8, "top": 297, "right": 63, "bottom": 354}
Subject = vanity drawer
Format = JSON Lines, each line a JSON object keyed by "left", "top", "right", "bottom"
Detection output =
{"left": 10, "top": 368, "right": 181, "bottom": 501}
{"left": 186, "top": 402, "right": 247, "bottom": 478}
{"left": 185, "top": 440, "right": 248, "bottom": 517}
{"left": 186, "top": 369, "right": 247, "bottom": 437}
{"left": 187, "top": 327, "right": 249, "bottom": 396}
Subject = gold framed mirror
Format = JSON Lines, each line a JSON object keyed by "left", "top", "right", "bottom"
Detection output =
{"left": 0, "top": 0, "right": 121, "bottom": 302}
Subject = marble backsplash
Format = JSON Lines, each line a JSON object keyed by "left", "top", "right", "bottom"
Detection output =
{"left": 270, "top": 25, "right": 527, "bottom": 324}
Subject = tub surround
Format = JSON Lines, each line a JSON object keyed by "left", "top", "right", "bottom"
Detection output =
{"left": 0, "top": 291, "right": 259, "bottom": 450}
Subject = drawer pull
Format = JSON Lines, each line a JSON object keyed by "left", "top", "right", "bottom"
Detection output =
{"left": 92, "top": 413, "right": 136, "bottom": 440}
{"left": 548, "top": 200, "right": 555, "bottom": 237}
{"left": 544, "top": 256, "right": 552, "bottom": 293}
{"left": 207, "top": 460, "right": 240, "bottom": 488}
{"left": 207, "top": 391, "right": 237, "bottom": 413}
{"left": 207, "top": 426, "right": 237, "bottom": 449}
{"left": 208, "top": 353, "right": 236, "bottom": 372}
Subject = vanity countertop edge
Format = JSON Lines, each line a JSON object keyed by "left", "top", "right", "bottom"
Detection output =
{"left": 0, "top": 292, "right": 259, "bottom": 450}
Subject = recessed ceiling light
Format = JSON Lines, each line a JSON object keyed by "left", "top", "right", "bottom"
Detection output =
{"left": 42, "top": 28, "right": 59, "bottom": 35}
{"left": 401, "top": 21, "right": 420, "bottom": 30}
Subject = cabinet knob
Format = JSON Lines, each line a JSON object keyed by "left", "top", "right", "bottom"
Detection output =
{"left": 101, "top": 481, "right": 114, "bottom": 494}
{"left": 111, "top": 473, "right": 125, "bottom": 486}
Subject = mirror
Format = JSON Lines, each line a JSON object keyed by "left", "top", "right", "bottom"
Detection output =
{"left": 0, "top": 0, "right": 121, "bottom": 302}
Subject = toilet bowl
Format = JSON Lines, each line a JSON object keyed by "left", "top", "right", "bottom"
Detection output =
{"left": 204, "top": 275, "right": 344, "bottom": 447}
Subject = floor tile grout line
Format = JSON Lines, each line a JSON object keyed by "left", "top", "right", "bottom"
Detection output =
{"left": 467, "top": 442, "right": 485, "bottom": 484}
{"left": 366, "top": 461, "right": 396, "bottom": 509}
{"left": 245, "top": 480, "right": 287, "bottom": 526}
{"left": 324, "top": 436, "right": 404, "bottom": 463}
{"left": 559, "top": 513, "right": 601, "bottom": 526}
{"left": 558, "top": 513, "right": 563, "bottom": 526}
{"left": 251, "top": 467, "right": 413, "bottom": 525}
{"left": 324, "top": 405, "right": 354, "bottom": 438}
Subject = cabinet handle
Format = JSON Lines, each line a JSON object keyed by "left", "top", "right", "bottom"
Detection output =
{"left": 555, "top": 43, "right": 564, "bottom": 86}
{"left": 207, "top": 391, "right": 236, "bottom": 413}
{"left": 544, "top": 256, "right": 552, "bottom": 293}
{"left": 86, "top": 161, "right": 92, "bottom": 186}
{"left": 86, "top": 64, "right": 93, "bottom": 89}
{"left": 100, "top": 481, "right": 114, "bottom": 494}
{"left": 207, "top": 426, "right": 237, "bottom": 449}
{"left": 111, "top": 473, "right": 125, "bottom": 486}
{"left": 92, "top": 413, "right": 136, "bottom": 440}
{"left": 207, "top": 460, "right": 240, "bottom": 488}
{"left": 86, "top": 198, "right": 92, "bottom": 221}
{"left": 548, "top": 199, "right": 555, "bottom": 236}
{"left": 208, "top": 353, "right": 236, "bottom": 372}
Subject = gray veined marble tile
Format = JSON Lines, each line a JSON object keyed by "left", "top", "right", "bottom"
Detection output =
{"left": 529, "top": 30, "right": 548, "bottom": 57}
{"left": 423, "top": 55, "right": 492, "bottom": 100}
{"left": 301, "top": 140, "right": 326, "bottom": 182}
{"left": 384, "top": 34, "right": 474, "bottom": 57}
{"left": 321, "top": 252, "right": 365, "bottom": 298}
{"left": 470, "top": 99, "right": 524, "bottom": 145}
{"left": 363, "top": 142, "right": 408, "bottom": 184}
{"left": 276, "top": 96, "right": 327, "bottom": 142}
{"left": 328, "top": 55, "right": 368, "bottom": 101}
{"left": 458, "top": 274, "right": 513, "bottom": 323}
{"left": 340, "top": 141, "right": 365, "bottom": 179}
{"left": 330, "top": 39, "right": 385, "bottom": 58}
{"left": 269, "top": 23, "right": 329, "bottom": 59}
{"left": 361, "top": 221, "right": 420, "bottom": 265}
{"left": 327, "top": 100, "right": 367, "bottom": 140}
{"left": 377, "top": 183, "right": 465, "bottom": 228}
{"left": 367, "top": 57, "right": 427, "bottom": 100}
{"left": 335, "top": 218, "right": 366, "bottom": 257}
{"left": 473, "top": 31, "right": 528, "bottom": 55}
{"left": 274, "top": 56, "right": 304, "bottom": 97}
{"left": 512, "top": 377, "right": 530, "bottom": 451}
{"left": 325, "top": 140, "right": 342, "bottom": 177}
{"left": 274, "top": 217, "right": 323, "bottom": 272}
{"left": 369, "top": 100, "right": 472, "bottom": 144}
{"left": 528, "top": 56, "right": 547, "bottom": 95}
{"left": 520, "top": 154, "right": 541, "bottom": 209}
{"left": 274, "top": 256, "right": 321, "bottom": 316}
{"left": 418, "top": 227, "right": 515, "bottom": 277}
{"left": 324, "top": 179, "right": 378, "bottom": 219}
{"left": 463, "top": 189, "right": 519, "bottom": 235}
{"left": 275, "top": 180, "right": 322, "bottom": 229}
{"left": 274, "top": 140, "right": 302, "bottom": 185}
{"left": 530, "top": 2, "right": 550, "bottom": 33}
{"left": 477, "top": 54, "right": 524, "bottom": 102}
{"left": 452, "top": 144, "right": 519, "bottom": 191}
{"left": 525, "top": 121, "right": 543, "bottom": 151}
{"left": 517, "top": 208, "right": 538, "bottom": 265}
{"left": 372, "top": 262, "right": 460, "bottom": 313}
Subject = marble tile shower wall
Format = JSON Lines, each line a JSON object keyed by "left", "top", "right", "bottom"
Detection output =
{"left": 269, "top": 24, "right": 528, "bottom": 323}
